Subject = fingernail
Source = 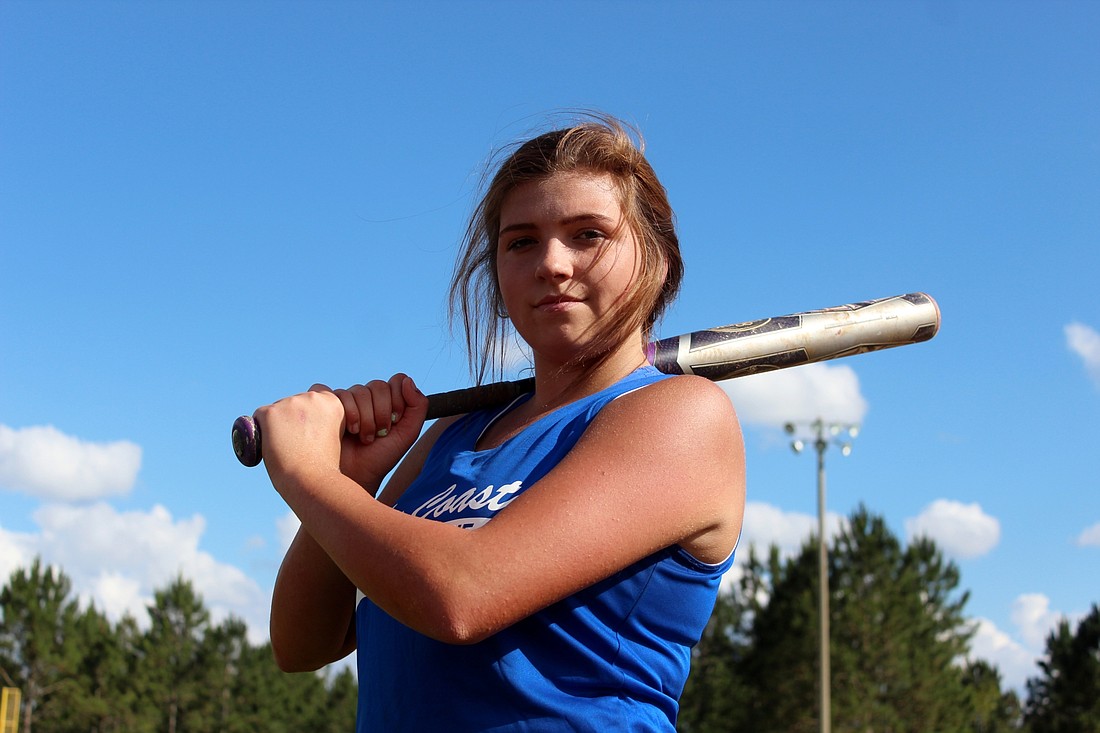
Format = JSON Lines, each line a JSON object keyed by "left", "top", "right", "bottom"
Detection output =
{"left": 390, "top": 412, "right": 398, "bottom": 424}
{"left": 375, "top": 428, "right": 389, "bottom": 438}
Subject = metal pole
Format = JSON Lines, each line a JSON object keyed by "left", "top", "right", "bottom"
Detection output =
{"left": 787, "top": 417, "right": 856, "bottom": 733}
{"left": 815, "top": 425, "right": 831, "bottom": 733}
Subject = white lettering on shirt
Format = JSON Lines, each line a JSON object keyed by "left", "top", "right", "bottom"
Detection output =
{"left": 411, "top": 481, "right": 524, "bottom": 525}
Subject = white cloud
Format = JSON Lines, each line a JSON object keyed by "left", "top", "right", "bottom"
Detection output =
{"left": 736, "top": 500, "right": 848, "bottom": 561}
{"left": 720, "top": 501, "right": 847, "bottom": 595}
{"left": 0, "top": 523, "right": 36, "bottom": 588}
{"left": 91, "top": 571, "right": 145, "bottom": 622}
{"left": 1065, "top": 322, "right": 1100, "bottom": 387}
{"left": 982, "top": 594, "right": 1088, "bottom": 692}
{"left": 1011, "top": 593, "right": 1066, "bottom": 651}
{"left": 1076, "top": 521, "right": 1100, "bottom": 547}
{"left": 968, "top": 617, "right": 1039, "bottom": 693}
{"left": 0, "top": 424, "right": 141, "bottom": 501}
{"left": 904, "top": 499, "right": 1000, "bottom": 559}
{"left": 719, "top": 362, "right": 867, "bottom": 429}
{"left": 5, "top": 502, "right": 268, "bottom": 642}
{"left": 276, "top": 510, "right": 301, "bottom": 556}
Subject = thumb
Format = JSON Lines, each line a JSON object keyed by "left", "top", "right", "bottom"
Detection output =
{"left": 401, "top": 375, "right": 430, "bottom": 421}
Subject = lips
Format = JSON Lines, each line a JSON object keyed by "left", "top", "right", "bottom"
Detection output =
{"left": 535, "top": 294, "right": 583, "bottom": 310}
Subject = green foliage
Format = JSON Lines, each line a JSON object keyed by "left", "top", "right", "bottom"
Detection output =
{"left": 0, "top": 558, "right": 81, "bottom": 733}
{"left": 828, "top": 510, "right": 974, "bottom": 731}
{"left": 0, "top": 558, "right": 356, "bottom": 733}
{"left": 678, "top": 577, "right": 753, "bottom": 732}
{"left": 962, "top": 660, "right": 1023, "bottom": 732}
{"left": 3, "top": 515, "right": 1096, "bottom": 733}
{"left": 677, "top": 505, "right": 1038, "bottom": 733}
{"left": 1024, "top": 603, "right": 1100, "bottom": 733}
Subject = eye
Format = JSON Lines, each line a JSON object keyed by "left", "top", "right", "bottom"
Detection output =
{"left": 505, "top": 235, "right": 537, "bottom": 251}
{"left": 576, "top": 229, "right": 607, "bottom": 243}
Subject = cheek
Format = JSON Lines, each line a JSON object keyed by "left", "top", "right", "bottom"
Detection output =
{"left": 496, "top": 263, "right": 524, "bottom": 311}
{"left": 603, "top": 241, "right": 642, "bottom": 292}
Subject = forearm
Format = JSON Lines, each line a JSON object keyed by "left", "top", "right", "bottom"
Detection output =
{"left": 272, "top": 467, "right": 490, "bottom": 644}
{"left": 270, "top": 525, "right": 358, "bottom": 671}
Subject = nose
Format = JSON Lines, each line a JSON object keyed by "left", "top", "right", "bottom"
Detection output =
{"left": 534, "top": 238, "right": 573, "bottom": 282}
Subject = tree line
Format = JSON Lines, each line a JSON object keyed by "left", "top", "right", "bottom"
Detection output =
{"left": 1, "top": 505, "right": 1097, "bottom": 732}
{"left": 678, "top": 506, "right": 1099, "bottom": 732}
{"left": 0, "top": 561, "right": 354, "bottom": 733}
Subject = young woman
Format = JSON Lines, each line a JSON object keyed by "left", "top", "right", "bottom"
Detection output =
{"left": 256, "top": 115, "right": 746, "bottom": 731}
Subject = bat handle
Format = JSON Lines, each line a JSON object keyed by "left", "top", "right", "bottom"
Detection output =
{"left": 231, "top": 415, "right": 262, "bottom": 467}
{"left": 230, "top": 376, "right": 536, "bottom": 467}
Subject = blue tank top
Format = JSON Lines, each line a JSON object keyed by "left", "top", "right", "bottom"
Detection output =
{"left": 355, "top": 366, "right": 734, "bottom": 731}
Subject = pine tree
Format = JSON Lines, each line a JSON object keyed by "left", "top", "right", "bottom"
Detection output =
{"left": 202, "top": 615, "right": 250, "bottom": 733}
{"left": 0, "top": 560, "right": 362, "bottom": 732}
{"left": 137, "top": 576, "right": 215, "bottom": 733}
{"left": 730, "top": 506, "right": 979, "bottom": 732}
{"left": 0, "top": 557, "right": 81, "bottom": 733}
{"left": 322, "top": 666, "right": 359, "bottom": 733}
{"left": 45, "top": 605, "right": 149, "bottom": 733}
{"left": 830, "top": 511, "right": 973, "bottom": 731}
{"left": 1025, "top": 603, "right": 1100, "bottom": 732}
{"left": 962, "top": 659, "right": 1023, "bottom": 732}
{"left": 678, "top": 578, "right": 752, "bottom": 732}
{"left": 738, "top": 542, "right": 822, "bottom": 733}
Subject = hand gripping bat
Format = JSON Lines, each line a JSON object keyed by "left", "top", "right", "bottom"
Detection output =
{"left": 231, "top": 291, "right": 940, "bottom": 467}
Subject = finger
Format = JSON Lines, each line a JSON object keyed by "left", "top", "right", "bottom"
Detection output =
{"left": 341, "top": 384, "right": 377, "bottom": 443}
{"left": 400, "top": 375, "right": 430, "bottom": 416}
{"left": 331, "top": 388, "right": 362, "bottom": 437}
{"left": 387, "top": 373, "right": 408, "bottom": 424}
{"left": 364, "top": 380, "right": 396, "bottom": 439}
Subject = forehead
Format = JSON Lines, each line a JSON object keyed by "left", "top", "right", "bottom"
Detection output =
{"left": 499, "top": 171, "right": 625, "bottom": 224}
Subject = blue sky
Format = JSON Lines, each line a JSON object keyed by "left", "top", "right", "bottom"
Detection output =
{"left": 1, "top": 0, "right": 1097, "bottom": 693}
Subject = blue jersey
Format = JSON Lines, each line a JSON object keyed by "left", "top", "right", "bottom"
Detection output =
{"left": 355, "top": 366, "right": 734, "bottom": 732}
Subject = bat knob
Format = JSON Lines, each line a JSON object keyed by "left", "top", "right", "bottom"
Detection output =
{"left": 232, "top": 415, "right": 262, "bottom": 467}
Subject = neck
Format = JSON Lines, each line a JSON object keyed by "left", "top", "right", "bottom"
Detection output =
{"left": 528, "top": 336, "right": 649, "bottom": 414}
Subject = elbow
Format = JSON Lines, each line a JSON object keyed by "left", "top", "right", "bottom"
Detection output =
{"left": 271, "top": 647, "right": 313, "bottom": 674}
{"left": 270, "top": 635, "right": 329, "bottom": 673}
{"left": 270, "top": 621, "right": 354, "bottom": 673}
{"left": 435, "top": 618, "right": 493, "bottom": 646}
{"left": 271, "top": 642, "right": 312, "bottom": 673}
{"left": 415, "top": 593, "right": 499, "bottom": 646}
{"left": 431, "top": 624, "right": 493, "bottom": 647}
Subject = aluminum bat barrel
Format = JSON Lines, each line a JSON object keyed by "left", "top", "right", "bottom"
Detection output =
{"left": 645, "top": 291, "right": 939, "bottom": 381}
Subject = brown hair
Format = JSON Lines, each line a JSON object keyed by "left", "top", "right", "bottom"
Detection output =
{"left": 450, "top": 113, "right": 683, "bottom": 384}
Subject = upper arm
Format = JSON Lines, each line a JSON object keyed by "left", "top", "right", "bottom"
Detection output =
{"left": 495, "top": 374, "right": 744, "bottom": 562}
{"left": 448, "top": 376, "right": 745, "bottom": 639}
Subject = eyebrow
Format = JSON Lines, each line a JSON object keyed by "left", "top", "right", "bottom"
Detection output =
{"left": 498, "top": 213, "right": 618, "bottom": 238}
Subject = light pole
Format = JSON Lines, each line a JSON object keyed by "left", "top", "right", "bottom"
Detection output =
{"left": 784, "top": 418, "right": 859, "bottom": 733}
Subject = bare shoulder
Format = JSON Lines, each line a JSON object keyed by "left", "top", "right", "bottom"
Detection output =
{"left": 569, "top": 374, "right": 745, "bottom": 563}
{"left": 602, "top": 374, "right": 741, "bottom": 440}
{"left": 593, "top": 374, "right": 744, "bottom": 483}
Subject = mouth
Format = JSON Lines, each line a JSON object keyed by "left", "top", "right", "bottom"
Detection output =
{"left": 536, "top": 294, "right": 583, "bottom": 306}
